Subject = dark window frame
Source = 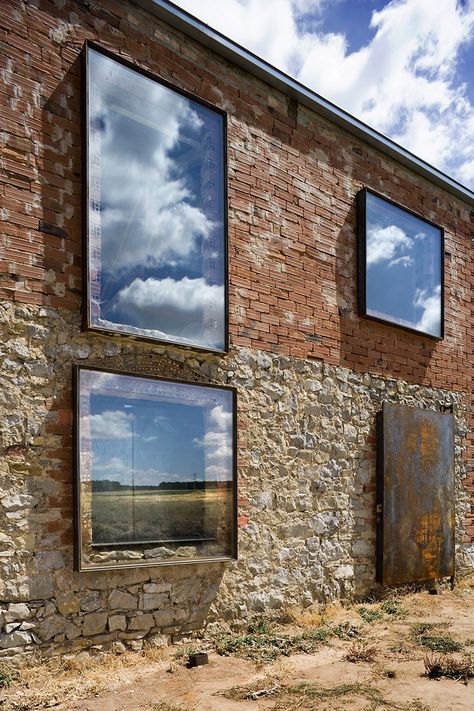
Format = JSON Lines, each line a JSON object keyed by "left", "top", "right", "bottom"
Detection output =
{"left": 357, "top": 187, "right": 444, "bottom": 340}
{"left": 82, "top": 41, "right": 229, "bottom": 354}
{"left": 73, "top": 364, "right": 238, "bottom": 572}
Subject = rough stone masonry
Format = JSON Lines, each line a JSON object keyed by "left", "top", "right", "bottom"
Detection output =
{"left": 0, "top": 0, "right": 473, "bottom": 659}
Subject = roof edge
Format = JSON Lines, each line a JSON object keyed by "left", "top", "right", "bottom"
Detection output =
{"left": 133, "top": 0, "right": 474, "bottom": 208}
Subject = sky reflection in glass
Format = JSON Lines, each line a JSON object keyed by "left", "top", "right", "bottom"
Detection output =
{"left": 361, "top": 191, "right": 443, "bottom": 338}
{"left": 77, "top": 368, "right": 235, "bottom": 560}
{"left": 87, "top": 48, "right": 226, "bottom": 351}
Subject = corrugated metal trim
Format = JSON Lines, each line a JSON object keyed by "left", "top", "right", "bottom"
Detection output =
{"left": 132, "top": 0, "right": 474, "bottom": 208}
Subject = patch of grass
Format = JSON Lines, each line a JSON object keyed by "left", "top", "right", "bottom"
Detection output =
{"left": 357, "top": 605, "right": 383, "bottom": 623}
{"left": 410, "top": 622, "right": 440, "bottom": 637}
{"left": 410, "top": 622, "right": 462, "bottom": 653}
{"left": 247, "top": 616, "right": 274, "bottom": 635}
{"left": 213, "top": 631, "right": 294, "bottom": 662}
{"left": 384, "top": 668, "right": 397, "bottom": 678}
{"left": 332, "top": 621, "right": 360, "bottom": 639}
{"left": 212, "top": 623, "right": 333, "bottom": 662}
{"left": 382, "top": 599, "right": 405, "bottom": 616}
{"left": 173, "top": 644, "right": 201, "bottom": 660}
{"left": 0, "top": 664, "right": 18, "bottom": 689}
{"left": 345, "top": 640, "right": 378, "bottom": 663}
{"left": 424, "top": 653, "right": 474, "bottom": 681}
{"left": 222, "top": 677, "right": 281, "bottom": 701}
{"left": 268, "top": 681, "right": 432, "bottom": 711}
{"left": 417, "top": 635, "right": 463, "bottom": 653}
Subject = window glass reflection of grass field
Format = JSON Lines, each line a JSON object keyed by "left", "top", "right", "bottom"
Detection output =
{"left": 91, "top": 485, "right": 232, "bottom": 546}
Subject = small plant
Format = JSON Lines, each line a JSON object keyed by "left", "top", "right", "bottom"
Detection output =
{"left": 381, "top": 599, "right": 405, "bottom": 616}
{"left": 418, "top": 635, "right": 463, "bottom": 653}
{"left": 173, "top": 644, "right": 200, "bottom": 660}
{"left": 0, "top": 663, "right": 18, "bottom": 689}
{"left": 345, "top": 640, "right": 378, "bottom": 663}
{"left": 384, "top": 668, "right": 397, "bottom": 678}
{"left": 247, "top": 616, "right": 273, "bottom": 635}
{"left": 424, "top": 652, "right": 474, "bottom": 681}
{"left": 332, "top": 621, "right": 360, "bottom": 639}
{"left": 357, "top": 606, "right": 383, "bottom": 623}
{"left": 410, "top": 623, "right": 462, "bottom": 653}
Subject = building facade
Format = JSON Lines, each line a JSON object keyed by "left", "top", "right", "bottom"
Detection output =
{"left": 0, "top": 0, "right": 473, "bottom": 656}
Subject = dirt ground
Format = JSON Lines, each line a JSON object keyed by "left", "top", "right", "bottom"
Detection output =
{"left": 2, "top": 585, "right": 474, "bottom": 711}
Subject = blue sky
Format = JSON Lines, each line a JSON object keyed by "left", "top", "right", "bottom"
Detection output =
{"left": 174, "top": 0, "right": 474, "bottom": 190}
{"left": 82, "top": 373, "right": 234, "bottom": 488}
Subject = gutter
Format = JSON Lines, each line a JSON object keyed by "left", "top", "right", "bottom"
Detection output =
{"left": 133, "top": 0, "right": 474, "bottom": 209}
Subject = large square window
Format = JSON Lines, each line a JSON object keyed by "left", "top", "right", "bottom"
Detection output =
{"left": 357, "top": 189, "right": 443, "bottom": 339}
{"left": 74, "top": 366, "right": 237, "bottom": 570}
{"left": 85, "top": 45, "right": 227, "bottom": 352}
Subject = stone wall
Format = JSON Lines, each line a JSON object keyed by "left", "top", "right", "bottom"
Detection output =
{"left": 0, "top": 302, "right": 471, "bottom": 656}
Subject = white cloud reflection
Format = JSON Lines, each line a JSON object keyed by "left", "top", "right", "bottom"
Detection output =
{"left": 88, "top": 409, "right": 132, "bottom": 439}
{"left": 367, "top": 224, "right": 412, "bottom": 266}
{"left": 414, "top": 285, "right": 441, "bottom": 336}
{"left": 194, "top": 404, "right": 233, "bottom": 481}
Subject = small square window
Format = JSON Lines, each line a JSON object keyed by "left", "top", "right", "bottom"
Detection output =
{"left": 74, "top": 366, "right": 237, "bottom": 571}
{"left": 357, "top": 188, "right": 444, "bottom": 339}
{"left": 84, "top": 45, "right": 228, "bottom": 352}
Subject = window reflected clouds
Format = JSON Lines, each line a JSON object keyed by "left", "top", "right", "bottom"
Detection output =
{"left": 86, "top": 47, "right": 226, "bottom": 351}
{"left": 359, "top": 190, "right": 443, "bottom": 338}
{"left": 76, "top": 367, "right": 236, "bottom": 570}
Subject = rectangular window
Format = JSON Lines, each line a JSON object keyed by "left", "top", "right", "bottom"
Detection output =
{"left": 85, "top": 44, "right": 228, "bottom": 352}
{"left": 74, "top": 366, "right": 237, "bottom": 571}
{"left": 357, "top": 188, "right": 443, "bottom": 339}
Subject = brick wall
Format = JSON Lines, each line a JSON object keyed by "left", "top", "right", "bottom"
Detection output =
{"left": 0, "top": 0, "right": 473, "bottom": 653}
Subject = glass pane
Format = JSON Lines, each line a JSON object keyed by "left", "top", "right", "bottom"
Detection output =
{"left": 77, "top": 368, "right": 236, "bottom": 569}
{"left": 87, "top": 47, "right": 226, "bottom": 351}
{"left": 364, "top": 192, "right": 442, "bottom": 338}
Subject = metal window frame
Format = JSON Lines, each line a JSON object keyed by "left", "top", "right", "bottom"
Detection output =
{"left": 82, "top": 41, "right": 230, "bottom": 355}
{"left": 73, "top": 364, "right": 238, "bottom": 572}
{"left": 357, "top": 187, "right": 445, "bottom": 340}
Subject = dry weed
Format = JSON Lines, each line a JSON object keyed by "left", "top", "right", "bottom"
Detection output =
{"left": 345, "top": 640, "right": 378, "bottom": 663}
{"left": 0, "top": 645, "right": 167, "bottom": 711}
{"left": 424, "top": 652, "right": 474, "bottom": 681}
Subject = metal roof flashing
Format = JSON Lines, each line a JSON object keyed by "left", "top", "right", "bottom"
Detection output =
{"left": 133, "top": 0, "right": 474, "bottom": 209}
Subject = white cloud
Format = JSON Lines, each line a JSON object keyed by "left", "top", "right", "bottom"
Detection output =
{"left": 88, "top": 409, "right": 132, "bottom": 439}
{"left": 194, "top": 430, "right": 232, "bottom": 461}
{"left": 209, "top": 404, "right": 233, "bottom": 431}
{"left": 414, "top": 284, "right": 441, "bottom": 336}
{"left": 91, "top": 53, "right": 214, "bottom": 273}
{"left": 388, "top": 255, "right": 414, "bottom": 269}
{"left": 175, "top": 0, "right": 474, "bottom": 188}
{"left": 367, "top": 224, "right": 412, "bottom": 266}
{"left": 114, "top": 276, "right": 224, "bottom": 348}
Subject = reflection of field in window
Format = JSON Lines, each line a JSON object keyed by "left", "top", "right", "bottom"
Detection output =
{"left": 78, "top": 369, "right": 235, "bottom": 566}
{"left": 91, "top": 486, "right": 232, "bottom": 546}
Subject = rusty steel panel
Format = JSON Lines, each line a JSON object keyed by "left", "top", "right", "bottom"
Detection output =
{"left": 376, "top": 403, "right": 455, "bottom": 586}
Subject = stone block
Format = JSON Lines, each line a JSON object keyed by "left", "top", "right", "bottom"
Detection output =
{"left": 143, "top": 583, "right": 172, "bottom": 594}
{"left": 4, "top": 603, "right": 31, "bottom": 622}
{"left": 56, "top": 592, "right": 80, "bottom": 615}
{"left": 128, "top": 614, "right": 154, "bottom": 631}
{"left": 108, "top": 615, "right": 127, "bottom": 632}
{"left": 0, "top": 631, "right": 32, "bottom": 649}
{"left": 82, "top": 612, "right": 108, "bottom": 636}
{"left": 141, "top": 593, "right": 169, "bottom": 611}
{"left": 108, "top": 590, "right": 138, "bottom": 610}
{"left": 36, "top": 614, "right": 66, "bottom": 641}
{"left": 153, "top": 610, "right": 177, "bottom": 628}
{"left": 35, "top": 550, "right": 65, "bottom": 571}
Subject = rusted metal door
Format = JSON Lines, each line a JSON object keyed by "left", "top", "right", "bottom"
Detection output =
{"left": 376, "top": 403, "right": 455, "bottom": 586}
